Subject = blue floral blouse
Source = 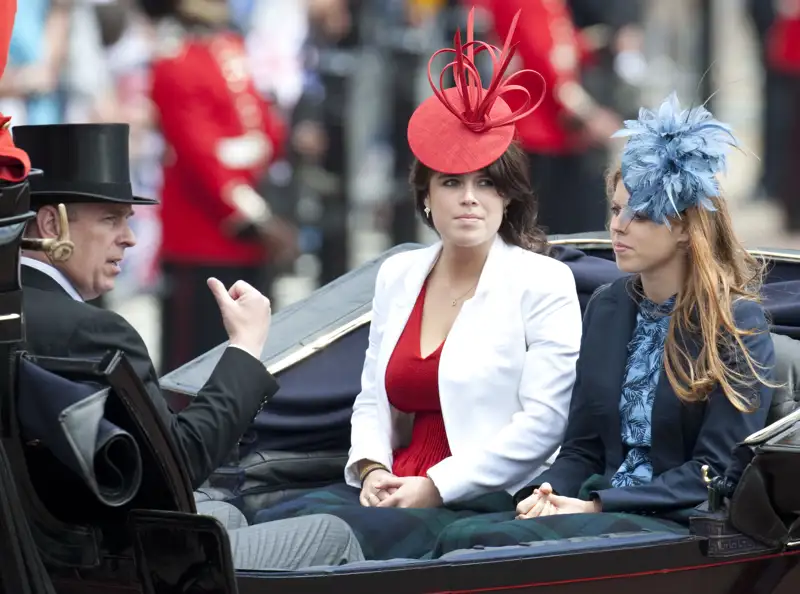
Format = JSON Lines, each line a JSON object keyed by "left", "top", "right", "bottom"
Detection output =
{"left": 610, "top": 295, "right": 676, "bottom": 488}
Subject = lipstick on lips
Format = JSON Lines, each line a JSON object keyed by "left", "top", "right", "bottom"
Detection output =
{"left": 612, "top": 241, "right": 631, "bottom": 253}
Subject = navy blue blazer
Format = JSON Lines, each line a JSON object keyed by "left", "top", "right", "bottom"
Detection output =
{"left": 515, "top": 276, "right": 775, "bottom": 515}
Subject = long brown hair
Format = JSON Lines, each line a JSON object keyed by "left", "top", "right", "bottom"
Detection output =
{"left": 607, "top": 168, "right": 772, "bottom": 412}
{"left": 409, "top": 143, "right": 550, "bottom": 255}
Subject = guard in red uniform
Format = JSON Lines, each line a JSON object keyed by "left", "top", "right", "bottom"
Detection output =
{"left": 139, "top": 0, "right": 295, "bottom": 372}
{"left": 480, "top": 0, "right": 622, "bottom": 234}
{"left": 767, "top": 0, "right": 800, "bottom": 231}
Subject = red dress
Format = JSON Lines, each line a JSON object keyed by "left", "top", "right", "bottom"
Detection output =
{"left": 384, "top": 281, "right": 452, "bottom": 477}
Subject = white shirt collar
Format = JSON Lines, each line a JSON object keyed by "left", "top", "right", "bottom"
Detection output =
{"left": 21, "top": 257, "right": 84, "bottom": 302}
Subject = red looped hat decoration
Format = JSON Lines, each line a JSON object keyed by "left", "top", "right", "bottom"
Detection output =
{"left": 407, "top": 8, "right": 546, "bottom": 174}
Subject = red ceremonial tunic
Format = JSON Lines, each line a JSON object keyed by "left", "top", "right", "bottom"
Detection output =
{"left": 768, "top": 4, "right": 800, "bottom": 75}
{"left": 483, "top": 0, "right": 594, "bottom": 154}
{"left": 384, "top": 281, "right": 452, "bottom": 477}
{"left": 149, "top": 26, "right": 288, "bottom": 266}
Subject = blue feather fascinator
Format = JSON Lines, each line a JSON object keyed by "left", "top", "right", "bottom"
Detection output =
{"left": 612, "top": 92, "right": 740, "bottom": 226}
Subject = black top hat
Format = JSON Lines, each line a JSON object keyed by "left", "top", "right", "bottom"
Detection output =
{"left": 11, "top": 123, "right": 159, "bottom": 208}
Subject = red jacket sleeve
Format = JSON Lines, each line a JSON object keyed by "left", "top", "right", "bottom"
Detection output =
{"left": 150, "top": 51, "right": 248, "bottom": 222}
{"left": 768, "top": 16, "right": 800, "bottom": 75}
{"left": 487, "top": 0, "right": 586, "bottom": 117}
{"left": 0, "top": 1, "right": 27, "bottom": 182}
{"left": 0, "top": 0, "right": 16, "bottom": 79}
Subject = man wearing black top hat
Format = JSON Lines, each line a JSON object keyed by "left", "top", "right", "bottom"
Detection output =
{"left": 13, "top": 122, "right": 365, "bottom": 569}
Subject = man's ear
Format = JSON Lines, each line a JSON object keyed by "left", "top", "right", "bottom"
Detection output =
{"left": 35, "top": 206, "right": 62, "bottom": 239}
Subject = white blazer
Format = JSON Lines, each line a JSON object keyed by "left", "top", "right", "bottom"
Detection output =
{"left": 344, "top": 236, "right": 583, "bottom": 504}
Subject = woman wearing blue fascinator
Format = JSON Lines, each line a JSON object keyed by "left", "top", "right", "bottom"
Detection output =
{"left": 428, "top": 93, "right": 777, "bottom": 553}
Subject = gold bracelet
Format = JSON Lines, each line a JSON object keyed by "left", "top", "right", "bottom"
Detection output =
{"left": 359, "top": 462, "right": 388, "bottom": 483}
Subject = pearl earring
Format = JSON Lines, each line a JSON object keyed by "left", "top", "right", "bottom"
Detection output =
{"left": 424, "top": 206, "right": 430, "bottom": 217}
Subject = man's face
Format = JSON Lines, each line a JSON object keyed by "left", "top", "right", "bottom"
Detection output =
{"left": 53, "top": 203, "right": 137, "bottom": 300}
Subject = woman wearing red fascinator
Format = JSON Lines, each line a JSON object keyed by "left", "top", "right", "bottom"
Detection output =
{"left": 252, "top": 9, "right": 583, "bottom": 561}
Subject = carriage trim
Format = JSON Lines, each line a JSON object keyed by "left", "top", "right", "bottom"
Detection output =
{"left": 548, "top": 236, "right": 800, "bottom": 264}
{"left": 266, "top": 310, "right": 372, "bottom": 376}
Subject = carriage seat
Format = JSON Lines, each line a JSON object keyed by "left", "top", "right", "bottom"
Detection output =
{"left": 17, "top": 350, "right": 196, "bottom": 566}
{"left": 203, "top": 332, "right": 800, "bottom": 519}
{"left": 767, "top": 332, "right": 800, "bottom": 425}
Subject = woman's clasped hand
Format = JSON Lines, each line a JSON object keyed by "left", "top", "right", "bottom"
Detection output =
{"left": 515, "top": 483, "right": 601, "bottom": 519}
{"left": 360, "top": 468, "right": 443, "bottom": 509}
{"left": 358, "top": 467, "right": 396, "bottom": 507}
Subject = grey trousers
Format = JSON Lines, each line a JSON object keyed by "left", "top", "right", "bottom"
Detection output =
{"left": 195, "top": 500, "right": 365, "bottom": 570}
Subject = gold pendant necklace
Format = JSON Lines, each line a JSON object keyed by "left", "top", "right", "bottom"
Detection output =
{"left": 451, "top": 281, "right": 478, "bottom": 306}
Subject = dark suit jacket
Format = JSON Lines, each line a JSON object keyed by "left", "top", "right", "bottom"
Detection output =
{"left": 515, "top": 277, "right": 775, "bottom": 515}
{"left": 21, "top": 266, "right": 279, "bottom": 489}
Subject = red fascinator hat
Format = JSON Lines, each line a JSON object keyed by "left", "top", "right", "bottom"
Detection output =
{"left": 407, "top": 8, "right": 545, "bottom": 175}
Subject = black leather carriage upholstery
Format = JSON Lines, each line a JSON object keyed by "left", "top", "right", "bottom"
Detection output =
{"left": 11, "top": 349, "right": 197, "bottom": 575}
{"left": 768, "top": 333, "right": 800, "bottom": 424}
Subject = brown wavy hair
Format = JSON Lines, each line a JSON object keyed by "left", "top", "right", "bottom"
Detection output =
{"left": 607, "top": 168, "right": 772, "bottom": 412}
{"left": 409, "top": 143, "right": 550, "bottom": 255}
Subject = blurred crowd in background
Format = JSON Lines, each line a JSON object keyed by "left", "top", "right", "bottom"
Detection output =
{"left": 3, "top": 0, "right": 800, "bottom": 371}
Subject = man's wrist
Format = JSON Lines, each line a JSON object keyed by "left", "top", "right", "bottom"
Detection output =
{"left": 228, "top": 342, "right": 264, "bottom": 360}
